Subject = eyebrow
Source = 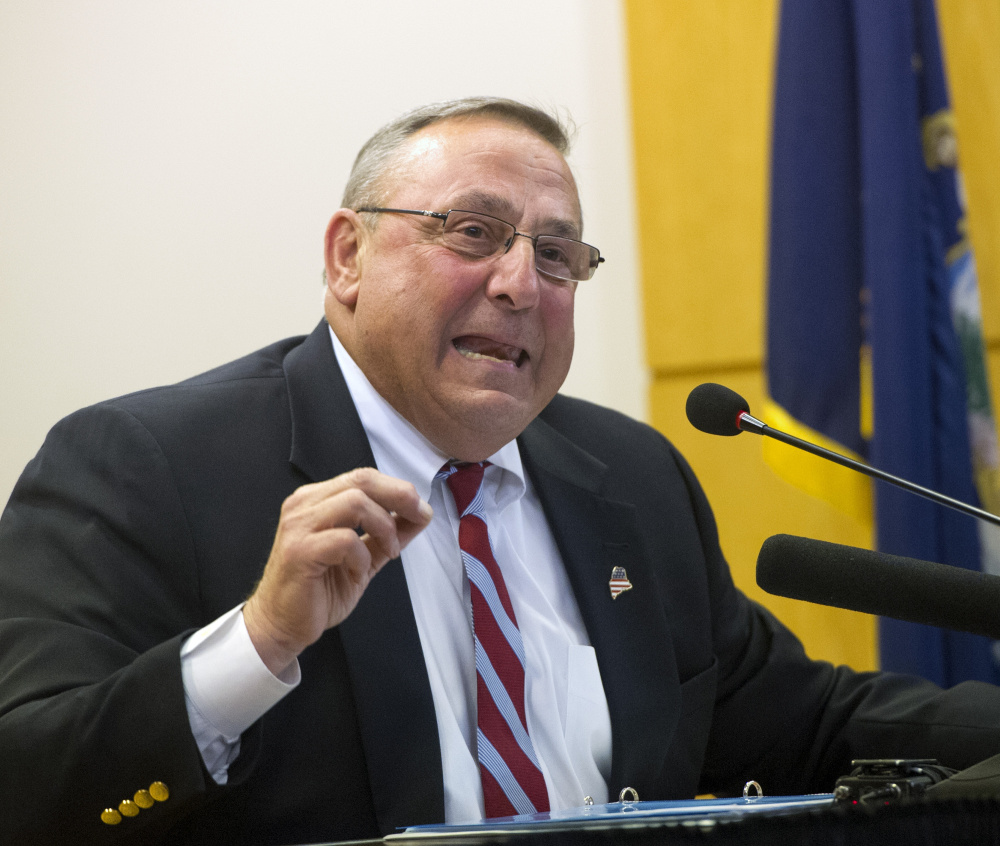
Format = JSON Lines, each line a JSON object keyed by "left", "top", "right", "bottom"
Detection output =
{"left": 448, "top": 190, "right": 582, "bottom": 240}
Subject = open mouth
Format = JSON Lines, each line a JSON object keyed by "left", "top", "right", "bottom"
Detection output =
{"left": 453, "top": 336, "right": 528, "bottom": 367}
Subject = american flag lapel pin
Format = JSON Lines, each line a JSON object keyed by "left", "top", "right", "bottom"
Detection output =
{"left": 609, "top": 566, "right": 633, "bottom": 600}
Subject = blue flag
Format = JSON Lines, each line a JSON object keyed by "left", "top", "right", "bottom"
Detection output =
{"left": 767, "top": 0, "right": 1000, "bottom": 686}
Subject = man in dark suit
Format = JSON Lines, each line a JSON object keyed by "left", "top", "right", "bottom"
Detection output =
{"left": 2, "top": 97, "right": 1000, "bottom": 845}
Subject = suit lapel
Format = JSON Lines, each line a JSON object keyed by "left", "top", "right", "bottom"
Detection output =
{"left": 519, "top": 417, "right": 680, "bottom": 800}
{"left": 283, "top": 322, "right": 444, "bottom": 832}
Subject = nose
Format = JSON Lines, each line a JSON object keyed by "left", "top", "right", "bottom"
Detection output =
{"left": 486, "top": 234, "right": 540, "bottom": 310}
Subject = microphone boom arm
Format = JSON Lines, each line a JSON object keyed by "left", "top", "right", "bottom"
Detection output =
{"left": 738, "top": 412, "right": 1000, "bottom": 528}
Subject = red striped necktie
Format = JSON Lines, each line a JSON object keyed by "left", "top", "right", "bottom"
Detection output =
{"left": 440, "top": 461, "right": 550, "bottom": 818}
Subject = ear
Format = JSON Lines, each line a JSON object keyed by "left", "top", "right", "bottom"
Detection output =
{"left": 324, "top": 209, "right": 365, "bottom": 308}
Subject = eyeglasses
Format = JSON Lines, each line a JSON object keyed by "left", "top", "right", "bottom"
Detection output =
{"left": 355, "top": 207, "right": 605, "bottom": 283}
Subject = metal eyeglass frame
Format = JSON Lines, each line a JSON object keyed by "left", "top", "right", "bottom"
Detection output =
{"left": 355, "top": 207, "right": 605, "bottom": 282}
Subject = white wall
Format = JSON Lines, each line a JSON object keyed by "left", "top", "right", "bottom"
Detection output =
{"left": 0, "top": 0, "right": 646, "bottom": 503}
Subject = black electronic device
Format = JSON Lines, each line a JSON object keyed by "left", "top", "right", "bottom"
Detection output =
{"left": 833, "top": 759, "right": 956, "bottom": 805}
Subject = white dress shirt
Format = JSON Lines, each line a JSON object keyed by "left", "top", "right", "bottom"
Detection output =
{"left": 180, "top": 328, "right": 613, "bottom": 820}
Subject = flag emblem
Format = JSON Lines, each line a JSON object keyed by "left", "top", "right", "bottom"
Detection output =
{"left": 609, "top": 567, "right": 633, "bottom": 600}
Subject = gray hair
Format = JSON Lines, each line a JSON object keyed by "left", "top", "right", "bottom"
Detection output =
{"left": 341, "top": 97, "right": 575, "bottom": 210}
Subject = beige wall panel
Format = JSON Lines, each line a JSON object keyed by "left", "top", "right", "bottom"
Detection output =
{"left": 0, "top": 2, "right": 646, "bottom": 503}
{"left": 651, "top": 370, "right": 878, "bottom": 671}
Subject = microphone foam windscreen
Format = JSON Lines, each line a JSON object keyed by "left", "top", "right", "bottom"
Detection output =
{"left": 685, "top": 383, "right": 750, "bottom": 436}
{"left": 757, "top": 534, "right": 1000, "bottom": 641}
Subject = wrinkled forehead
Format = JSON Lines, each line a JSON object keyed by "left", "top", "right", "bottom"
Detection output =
{"left": 385, "top": 116, "right": 584, "bottom": 232}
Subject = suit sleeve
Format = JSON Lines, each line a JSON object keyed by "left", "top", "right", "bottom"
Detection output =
{"left": 0, "top": 404, "right": 256, "bottom": 843}
{"left": 667, "top": 446, "right": 1000, "bottom": 796}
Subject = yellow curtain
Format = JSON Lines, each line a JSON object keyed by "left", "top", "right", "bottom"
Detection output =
{"left": 625, "top": 0, "right": 1000, "bottom": 671}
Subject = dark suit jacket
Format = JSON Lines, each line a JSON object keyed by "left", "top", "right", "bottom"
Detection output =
{"left": 2, "top": 321, "right": 1000, "bottom": 845}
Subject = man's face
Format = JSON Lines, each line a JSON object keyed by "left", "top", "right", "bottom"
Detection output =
{"left": 328, "top": 117, "right": 581, "bottom": 461}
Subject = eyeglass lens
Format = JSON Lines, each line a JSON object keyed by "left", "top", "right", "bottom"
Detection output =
{"left": 441, "top": 211, "right": 599, "bottom": 282}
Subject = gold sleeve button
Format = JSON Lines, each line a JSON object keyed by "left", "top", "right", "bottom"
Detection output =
{"left": 118, "top": 799, "right": 140, "bottom": 818}
{"left": 134, "top": 789, "right": 154, "bottom": 809}
{"left": 101, "top": 808, "right": 123, "bottom": 825}
{"left": 149, "top": 781, "right": 170, "bottom": 802}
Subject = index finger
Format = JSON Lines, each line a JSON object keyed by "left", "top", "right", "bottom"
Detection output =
{"left": 311, "top": 466, "right": 434, "bottom": 526}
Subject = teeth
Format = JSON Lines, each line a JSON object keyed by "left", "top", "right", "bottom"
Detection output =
{"left": 458, "top": 347, "right": 506, "bottom": 363}
{"left": 456, "top": 344, "right": 519, "bottom": 365}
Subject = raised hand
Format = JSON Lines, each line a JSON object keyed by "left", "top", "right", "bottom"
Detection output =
{"left": 243, "top": 467, "right": 433, "bottom": 674}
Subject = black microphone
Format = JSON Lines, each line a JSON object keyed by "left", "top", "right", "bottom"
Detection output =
{"left": 685, "top": 382, "right": 1000, "bottom": 528}
{"left": 684, "top": 382, "right": 753, "bottom": 436}
{"left": 757, "top": 534, "right": 1000, "bottom": 641}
